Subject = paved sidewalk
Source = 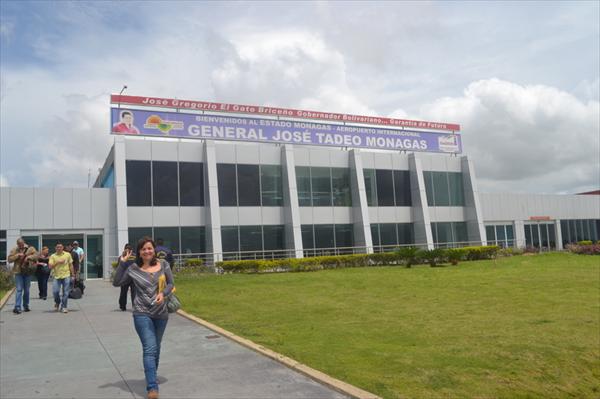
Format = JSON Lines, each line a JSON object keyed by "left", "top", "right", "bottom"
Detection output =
{"left": 1, "top": 281, "right": 347, "bottom": 399}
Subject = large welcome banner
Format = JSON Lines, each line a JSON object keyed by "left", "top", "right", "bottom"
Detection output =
{"left": 111, "top": 108, "right": 462, "bottom": 154}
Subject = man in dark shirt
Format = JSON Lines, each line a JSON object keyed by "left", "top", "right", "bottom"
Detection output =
{"left": 118, "top": 243, "right": 136, "bottom": 311}
{"left": 155, "top": 238, "right": 174, "bottom": 268}
{"left": 67, "top": 243, "right": 80, "bottom": 279}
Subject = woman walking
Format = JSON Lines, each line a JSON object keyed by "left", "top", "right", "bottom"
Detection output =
{"left": 36, "top": 246, "right": 50, "bottom": 300}
{"left": 113, "top": 237, "right": 174, "bottom": 399}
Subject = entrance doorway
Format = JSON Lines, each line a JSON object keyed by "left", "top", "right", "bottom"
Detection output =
{"left": 21, "top": 233, "right": 104, "bottom": 279}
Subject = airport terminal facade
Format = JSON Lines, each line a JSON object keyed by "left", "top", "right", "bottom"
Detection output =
{"left": 1, "top": 95, "right": 599, "bottom": 279}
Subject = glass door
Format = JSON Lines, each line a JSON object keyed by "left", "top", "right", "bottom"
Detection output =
{"left": 86, "top": 235, "right": 103, "bottom": 279}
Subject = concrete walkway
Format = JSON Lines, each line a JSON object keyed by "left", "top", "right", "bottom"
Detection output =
{"left": 1, "top": 281, "right": 347, "bottom": 399}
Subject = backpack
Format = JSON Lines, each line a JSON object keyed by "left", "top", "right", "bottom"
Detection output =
{"left": 69, "top": 278, "right": 85, "bottom": 299}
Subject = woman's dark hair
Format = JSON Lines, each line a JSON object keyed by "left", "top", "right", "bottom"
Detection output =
{"left": 136, "top": 236, "right": 158, "bottom": 266}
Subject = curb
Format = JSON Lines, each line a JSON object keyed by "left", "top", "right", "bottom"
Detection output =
{"left": 0, "top": 288, "right": 16, "bottom": 309}
{"left": 177, "top": 309, "right": 381, "bottom": 399}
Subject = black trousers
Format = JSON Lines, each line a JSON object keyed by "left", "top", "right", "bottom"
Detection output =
{"left": 119, "top": 282, "right": 135, "bottom": 310}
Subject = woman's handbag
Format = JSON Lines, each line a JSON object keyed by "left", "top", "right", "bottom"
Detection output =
{"left": 166, "top": 292, "right": 181, "bottom": 313}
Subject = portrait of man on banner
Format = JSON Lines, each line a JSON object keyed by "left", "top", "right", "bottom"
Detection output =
{"left": 112, "top": 110, "right": 140, "bottom": 134}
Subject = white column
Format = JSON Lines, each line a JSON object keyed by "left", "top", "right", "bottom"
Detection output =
{"left": 113, "top": 137, "right": 129, "bottom": 253}
{"left": 514, "top": 220, "right": 526, "bottom": 249}
{"left": 282, "top": 145, "right": 303, "bottom": 258}
{"left": 555, "top": 219, "right": 563, "bottom": 250}
{"left": 461, "top": 156, "right": 486, "bottom": 246}
{"left": 409, "top": 153, "right": 434, "bottom": 249}
{"left": 349, "top": 150, "right": 373, "bottom": 253}
{"left": 204, "top": 141, "right": 223, "bottom": 262}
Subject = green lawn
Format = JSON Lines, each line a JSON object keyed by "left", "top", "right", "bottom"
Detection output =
{"left": 176, "top": 253, "right": 600, "bottom": 399}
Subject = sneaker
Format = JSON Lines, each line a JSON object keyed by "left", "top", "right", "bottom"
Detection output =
{"left": 13, "top": 308, "right": 21, "bottom": 314}
{"left": 61, "top": 308, "right": 68, "bottom": 314}
{"left": 24, "top": 307, "right": 30, "bottom": 312}
{"left": 147, "top": 390, "right": 159, "bottom": 399}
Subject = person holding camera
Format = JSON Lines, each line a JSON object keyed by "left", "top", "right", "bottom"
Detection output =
{"left": 7, "top": 238, "right": 38, "bottom": 314}
{"left": 36, "top": 246, "right": 51, "bottom": 300}
{"left": 118, "top": 243, "right": 136, "bottom": 311}
{"left": 49, "top": 242, "right": 74, "bottom": 313}
{"left": 113, "top": 236, "right": 174, "bottom": 399}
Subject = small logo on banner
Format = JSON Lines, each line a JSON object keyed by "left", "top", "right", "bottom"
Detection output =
{"left": 438, "top": 135, "right": 460, "bottom": 153}
{"left": 144, "top": 115, "right": 184, "bottom": 135}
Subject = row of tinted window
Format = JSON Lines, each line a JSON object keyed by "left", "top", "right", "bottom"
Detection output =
{"left": 370, "top": 223, "right": 414, "bottom": 251}
{"left": 301, "top": 224, "right": 354, "bottom": 252}
{"left": 221, "top": 225, "right": 285, "bottom": 258}
{"left": 0, "top": 230, "right": 6, "bottom": 265}
{"left": 560, "top": 219, "right": 599, "bottom": 245}
{"left": 486, "top": 224, "right": 515, "bottom": 248}
{"left": 524, "top": 223, "right": 556, "bottom": 249}
{"left": 218, "top": 164, "right": 283, "bottom": 206}
{"left": 126, "top": 160, "right": 204, "bottom": 207}
{"left": 129, "top": 226, "right": 206, "bottom": 255}
{"left": 424, "top": 171, "right": 465, "bottom": 206}
{"left": 431, "top": 222, "right": 468, "bottom": 247}
{"left": 363, "top": 169, "right": 412, "bottom": 207}
{"left": 296, "top": 167, "right": 352, "bottom": 207}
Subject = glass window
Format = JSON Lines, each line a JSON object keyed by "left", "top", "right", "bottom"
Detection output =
{"left": 569, "top": 220, "right": 578, "bottom": 242}
{"left": 217, "top": 164, "right": 238, "bottom": 206}
{"left": 591, "top": 220, "right": 599, "bottom": 242}
{"left": 506, "top": 225, "right": 514, "bottom": 246}
{"left": 397, "top": 223, "right": 414, "bottom": 245}
{"left": 524, "top": 224, "right": 532, "bottom": 247}
{"left": 314, "top": 224, "right": 335, "bottom": 249}
{"left": 152, "top": 161, "right": 179, "bottom": 206}
{"left": 448, "top": 173, "right": 465, "bottom": 206}
{"left": 263, "top": 225, "right": 285, "bottom": 251}
{"left": 560, "top": 220, "right": 570, "bottom": 244}
{"left": 453, "top": 222, "right": 468, "bottom": 244}
{"left": 331, "top": 168, "right": 352, "bottom": 206}
{"left": 424, "top": 171, "right": 434, "bottom": 207}
{"left": 129, "top": 227, "right": 153, "bottom": 248}
{"left": 433, "top": 222, "right": 452, "bottom": 247}
{"left": 179, "top": 162, "right": 204, "bottom": 206}
{"left": 311, "top": 167, "right": 332, "bottom": 206}
{"left": 0, "top": 241, "right": 6, "bottom": 265}
{"left": 237, "top": 164, "right": 261, "bottom": 206}
{"left": 239, "top": 225, "right": 263, "bottom": 252}
{"left": 221, "top": 226, "right": 239, "bottom": 254}
{"left": 548, "top": 224, "right": 556, "bottom": 249}
{"left": 296, "top": 167, "right": 312, "bottom": 206}
{"left": 432, "top": 172, "right": 450, "bottom": 206}
{"left": 540, "top": 224, "right": 549, "bottom": 248}
{"left": 584, "top": 220, "right": 591, "bottom": 241}
{"left": 496, "top": 226, "right": 506, "bottom": 242}
{"left": 532, "top": 224, "right": 540, "bottom": 247}
{"left": 154, "top": 227, "right": 180, "bottom": 254}
{"left": 370, "top": 225, "right": 380, "bottom": 247}
{"left": 126, "top": 160, "right": 151, "bottom": 206}
{"left": 486, "top": 226, "right": 496, "bottom": 243}
{"left": 379, "top": 223, "right": 397, "bottom": 246}
{"left": 577, "top": 220, "right": 585, "bottom": 241}
{"left": 364, "top": 169, "right": 378, "bottom": 206}
{"left": 181, "top": 226, "right": 205, "bottom": 255}
{"left": 0, "top": 230, "right": 6, "bottom": 239}
{"left": 22, "top": 236, "right": 39, "bottom": 250}
{"left": 376, "top": 169, "right": 395, "bottom": 206}
{"left": 301, "top": 225, "right": 314, "bottom": 250}
{"left": 393, "top": 170, "right": 411, "bottom": 206}
{"left": 335, "top": 224, "right": 354, "bottom": 248}
{"left": 261, "top": 165, "right": 283, "bottom": 206}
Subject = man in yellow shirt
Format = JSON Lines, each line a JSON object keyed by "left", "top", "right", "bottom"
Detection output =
{"left": 49, "top": 242, "right": 74, "bottom": 313}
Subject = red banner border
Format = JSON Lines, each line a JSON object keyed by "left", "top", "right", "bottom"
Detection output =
{"left": 111, "top": 94, "right": 460, "bottom": 132}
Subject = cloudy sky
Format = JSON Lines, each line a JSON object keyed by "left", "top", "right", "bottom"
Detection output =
{"left": 0, "top": 1, "right": 598, "bottom": 194}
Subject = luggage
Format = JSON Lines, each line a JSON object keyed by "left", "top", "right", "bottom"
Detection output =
{"left": 69, "top": 278, "right": 86, "bottom": 299}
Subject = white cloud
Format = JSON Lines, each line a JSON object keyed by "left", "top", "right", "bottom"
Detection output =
{"left": 417, "top": 78, "right": 600, "bottom": 194}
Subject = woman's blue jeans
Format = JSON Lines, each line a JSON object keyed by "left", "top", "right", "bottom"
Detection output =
{"left": 133, "top": 314, "right": 168, "bottom": 392}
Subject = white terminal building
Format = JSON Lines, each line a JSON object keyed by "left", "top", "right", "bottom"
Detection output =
{"left": 1, "top": 95, "right": 599, "bottom": 279}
